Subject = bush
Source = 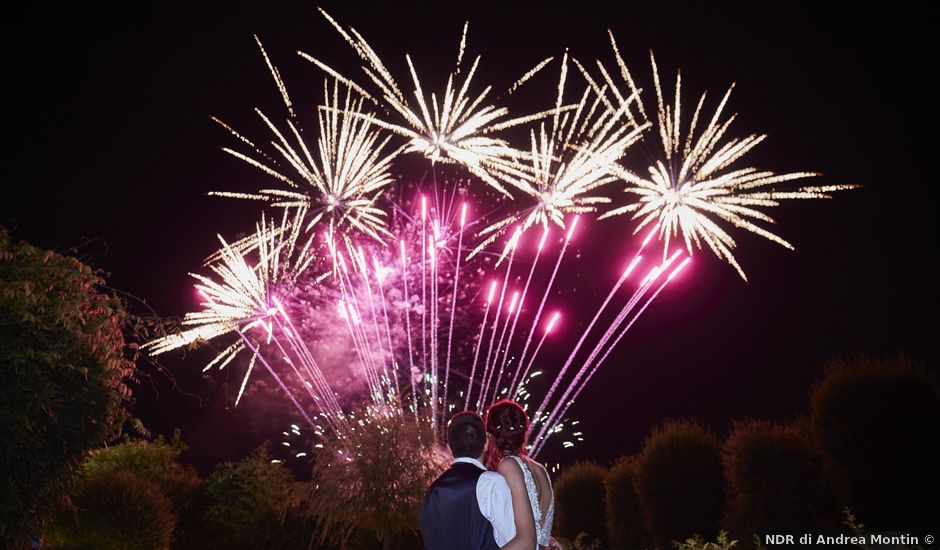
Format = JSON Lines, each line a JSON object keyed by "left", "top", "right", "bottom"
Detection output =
{"left": 634, "top": 420, "right": 723, "bottom": 548}
{"left": 810, "top": 354, "right": 940, "bottom": 527}
{"left": 301, "top": 410, "right": 447, "bottom": 548}
{"left": 554, "top": 461, "right": 608, "bottom": 547}
{"left": 605, "top": 456, "right": 649, "bottom": 550}
{"left": 200, "top": 449, "right": 299, "bottom": 549}
{"left": 1, "top": 228, "right": 135, "bottom": 548}
{"left": 45, "top": 471, "right": 176, "bottom": 550}
{"left": 722, "top": 419, "right": 837, "bottom": 544}
{"left": 82, "top": 433, "right": 200, "bottom": 506}
{"left": 81, "top": 434, "right": 202, "bottom": 546}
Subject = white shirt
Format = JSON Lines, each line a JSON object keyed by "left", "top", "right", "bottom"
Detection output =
{"left": 453, "top": 457, "right": 516, "bottom": 546}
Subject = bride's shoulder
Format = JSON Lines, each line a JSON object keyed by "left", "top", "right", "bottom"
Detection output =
{"left": 525, "top": 457, "right": 552, "bottom": 484}
{"left": 521, "top": 455, "right": 547, "bottom": 473}
{"left": 495, "top": 456, "right": 525, "bottom": 482}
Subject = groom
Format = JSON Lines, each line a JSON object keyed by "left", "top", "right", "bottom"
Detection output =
{"left": 419, "top": 411, "right": 516, "bottom": 549}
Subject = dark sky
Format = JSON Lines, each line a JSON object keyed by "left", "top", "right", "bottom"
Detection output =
{"left": 3, "top": 2, "right": 936, "bottom": 470}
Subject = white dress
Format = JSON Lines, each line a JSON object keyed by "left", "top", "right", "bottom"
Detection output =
{"left": 508, "top": 455, "right": 555, "bottom": 548}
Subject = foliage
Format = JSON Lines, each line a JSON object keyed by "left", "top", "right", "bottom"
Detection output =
{"left": 200, "top": 448, "right": 301, "bottom": 549}
{"left": 81, "top": 432, "right": 200, "bottom": 508}
{"left": 722, "top": 419, "right": 837, "bottom": 544}
{"left": 605, "top": 456, "right": 649, "bottom": 550}
{"left": 554, "top": 461, "right": 608, "bottom": 547}
{"left": 44, "top": 471, "right": 176, "bottom": 550}
{"left": 635, "top": 419, "right": 724, "bottom": 548}
{"left": 299, "top": 410, "right": 448, "bottom": 549}
{"left": 0, "top": 228, "right": 136, "bottom": 548}
{"left": 79, "top": 434, "right": 202, "bottom": 546}
{"left": 555, "top": 532, "right": 604, "bottom": 550}
{"left": 809, "top": 353, "right": 940, "bottom": 527}
{"left": 673, "top": 530, "right": 738, "bottom": 550}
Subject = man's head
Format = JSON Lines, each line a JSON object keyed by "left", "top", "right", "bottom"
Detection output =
{"left": 446, "top": 411, "right": 487, "bottom": 460}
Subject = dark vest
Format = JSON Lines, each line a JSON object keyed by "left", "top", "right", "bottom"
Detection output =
{"left": 419, "top": 462, "right": 500, "bottom": 550}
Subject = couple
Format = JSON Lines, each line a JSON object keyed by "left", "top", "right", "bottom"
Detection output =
{"left": 419, "top": 399, "right": 558, "bottom": 550}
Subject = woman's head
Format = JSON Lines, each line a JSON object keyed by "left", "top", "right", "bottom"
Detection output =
{"left": 484, "top": 399, "right": 530, "bottom": 461}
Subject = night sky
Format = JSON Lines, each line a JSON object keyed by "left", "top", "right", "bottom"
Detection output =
{"left": 3, "top": 2, "right": 936, "bottom": 470}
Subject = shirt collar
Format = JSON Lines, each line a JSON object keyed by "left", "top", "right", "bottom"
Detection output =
{"left": 453, "top": 456, "right": 486, "bottom": 470}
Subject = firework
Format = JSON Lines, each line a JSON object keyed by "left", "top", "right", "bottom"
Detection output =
{"left": 210, "top": 37, "right": 401, "bottom": 245}
{"left": 145, "top": 208, "right": 320, "bottom": 403}
{"left": 581, "top": 33, "right": 856, "bottom": 280}
{"left": 149, "top": 18, "right": 857, "bottom": 460}
{"left": 303, "top": 9, "right": 566, "bottom": 197}
{"left": 471, "top": 52, "right": 648, "bottom": 261}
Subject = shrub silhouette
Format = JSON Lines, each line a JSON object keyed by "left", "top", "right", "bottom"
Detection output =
{"left": 722, "top": 419, "right": 837, "bottom": 545}
{"left": 45, "top": 471, "right": 176, "bottom": 550}
{"left": 554, "top": 461, "right": 608, "bottom": 547}
{"left": 79, "top": 435, "right": 203, "bottom": 547}
{"left": 1, "top": 228, "right": 135, "bottom": 548}
{"left": 810, "top": 353, "right": 940, "bottom": 527}
{"left": 301, "top": 410, "right": 447, "bottom": 549}
{"left": 201, "top": 449, "right": 297, "bottom": 549}
{"left": 634, "top": 419, "right": 723, "bottom": 548}
{"left": 605, "top": 456, "right": 649, "bottom": 550}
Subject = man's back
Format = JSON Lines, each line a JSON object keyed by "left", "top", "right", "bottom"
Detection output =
{"left": 419, "top": 462, "right": 500, "bottom": 550}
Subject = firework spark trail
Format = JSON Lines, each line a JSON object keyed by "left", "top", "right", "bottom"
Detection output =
{"left": 477, "top": 229, "right": 521, "bottom": 409}
{"left": 334, "top": 251, "right": 384, "bottom": 399}
{"left": 420, "top": 198, "right": 428, "bottom": 417}
{"left": 237, "top": 329, "right": 318, "bottom": 429}
{"left": 509, "top": 217, "right": 579, "bottom": 395}
{"left": 513, "top": 311, "right": 560, "bottom": 400}
{"left": 531, "top": 250, "right": 683, "bottom": 451}
{"left": 265, "top": 323, "right": 323, "bottom": 410}
{"left": 442, "top": 203, "right": 468, "bottom": 415}
{"left": 274, "top": 300, "right": 345, "bottom": 420}
{"left": 493, "top": 226, "right": 547, "bottom": 398}
{"left": 465, "top": 281, "right": 497, "bottom": 409}
{"left": 399, "top": 240, "right": 420, "bottom": 421}
{"left": 527, "top": 249, "right": 642, "bottom": 432}
{"left": 486, "top": 289, "right": 519, "bottom": 404}
{"left": 333, "top": 252, "right": 378, "bottom": 394}
{"left": 271, "top": 303, "right": 348, "bottom": 425}
{"left": 526, "top": 222, "right": 658, "bottom": 411}
{"left": 559, "top": 227, "right": 664, "bottom": 396}
{"left": 533, "top": 257, "right": 691, "bottom": 456}
{"left": 429, "top": 233, "right": 440, "bottom": 431}
{"left": 351, "top": 245, "right": 391, "bottom": 382}
{"left": 374, "top": 257, "right": 401, "bottom": 403}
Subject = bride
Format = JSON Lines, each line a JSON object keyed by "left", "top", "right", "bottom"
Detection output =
{"left": 484, "top": 399, "right": 558, "bottom": 550}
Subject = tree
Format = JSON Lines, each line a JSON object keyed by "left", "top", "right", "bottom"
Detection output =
{"left": 1, "top": 228, "right": 135, "bottom": 548}
{"left": 44, "top": 471, "right": 176, "bottom": 550}
{"left": 810, "top": 353, "right": 940, "bottom": 527}
{"left": 299, "top": 410, "right": 447, "bottom": 549}
{"left": 554, "top": 461, "right": 608, "bottom": 547}
{"left": 605, "top": 456, "right": 649, "bottom": 550}
{"left": 634, "top": 420, "right": 724, "bottom": 548}
{"left": 722, "top": 419, "right": 837, "bottom": 545}
{"left": 76, "top": 434, "right": 202, "bottom": 547}
{"left": 200, "top": 449, "right": 300, "bottom": 550}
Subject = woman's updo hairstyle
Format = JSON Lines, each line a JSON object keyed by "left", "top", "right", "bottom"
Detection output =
{"left": 484, "top": 399, "right": 530, "bottom": 463}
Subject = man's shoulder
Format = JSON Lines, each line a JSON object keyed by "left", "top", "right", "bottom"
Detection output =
{"left": 477, "top": 470, "right": 510, "bottom": 492}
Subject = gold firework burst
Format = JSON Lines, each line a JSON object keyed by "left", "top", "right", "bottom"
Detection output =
{"left": 586, "top": 33, "right": 856, "bottom": 280}
{"left": 211, "top": 36, "right": 401, "bottom": 244}
{"left": 471, "top": 52, "right": 649, "bottom": 260}
{"left": 304, "top": 9, "right": 563, "bottom": 197}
